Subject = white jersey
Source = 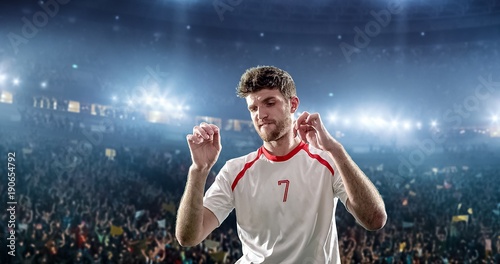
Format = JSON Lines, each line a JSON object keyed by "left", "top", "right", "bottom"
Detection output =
{"left": 203, "top": 142, "right": 349, "bottom": 264}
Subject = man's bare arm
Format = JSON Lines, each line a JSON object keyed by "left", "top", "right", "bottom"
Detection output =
{"left": 176, "top": 123, "right": 221, "bottom": 247}
{"left": 294, "top": 112, "right": 387, "bottom": 231}
{"left": 329, "top": 143, "right": 387, "bottom": 231}
{"left": 175, "top": 166, "right": 219, "bottom": 247}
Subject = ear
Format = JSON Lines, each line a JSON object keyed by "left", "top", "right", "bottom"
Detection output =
{"left": 290, "top": 96, "right": 299, "bottom": 113}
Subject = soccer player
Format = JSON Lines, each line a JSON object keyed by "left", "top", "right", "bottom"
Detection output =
{"left": 176, "top": 66, "right": 387, "bottom": 263}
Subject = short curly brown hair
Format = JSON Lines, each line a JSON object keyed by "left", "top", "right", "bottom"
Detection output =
{"left": 236, "top": 66, "right": 296, "bottom": 99}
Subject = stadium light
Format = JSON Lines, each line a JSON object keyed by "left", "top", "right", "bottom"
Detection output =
{"left": 145, "top": 96, "right": 154, "bottom": 105}
{"left": 13, "top": 78, "right": 20, "bottom": 86}
{"left": 416, "top": 122, "right": 422, "bottom": 130}
{"left": 343, "top": 118, "right": 351, "bottom": 126}
{"left": 112, "top": 95, "right": 118, "bottom": 102}
{"left": 165, "top": 102, "right": 175, "bottom": 110}
{"left": 431, "top": 120, "right": 437, "bottom": 127}
{"left": 0, "top": 74, "right": 6, "bottom": 84}
{"left": 390, "top": 120, "right": 398, "bottom": 128}
{"left": 40, "top": 81, "right": 47, "bottom": 88}
{"left": 373, "top": 117, "right": 386, "bottom": 126}
{"left": 403, "top": 121, "right": 411, "bottom": 130}
{"left": 360, "top": 116, "right": 370, "bottom": 126}
{"left": 328, "top": 114, "right": 337, "bottom": 123}
{"left": 492, "top": 115, "right": 498, "bottom": 122}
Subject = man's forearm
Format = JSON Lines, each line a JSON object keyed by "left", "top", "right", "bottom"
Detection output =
{"left": 328, "top": 143, "right": 387, "bottom": 231}
{"left": 175, "top": 165, "right": 210, "bottom": 246}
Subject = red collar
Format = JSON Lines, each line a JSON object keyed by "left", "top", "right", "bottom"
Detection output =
{"left": 260, "top": 141, "right": 306, "bottom": 162}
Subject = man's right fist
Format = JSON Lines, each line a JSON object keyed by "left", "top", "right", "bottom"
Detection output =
{"left": 187, "top": 122, "right": 220, "bottom": 145}
{"left": 186, "top": 123, "right": 221, "bottom": 171}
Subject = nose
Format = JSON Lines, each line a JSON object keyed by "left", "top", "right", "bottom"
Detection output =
{"left": 256, "top": 107, "right": 268, "bottom": 120}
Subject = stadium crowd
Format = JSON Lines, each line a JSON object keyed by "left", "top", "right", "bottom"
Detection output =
{"left": 0, "top": 110, "right": 499, "bottom": 264}
{"left": 0, "top": 119, "right": 240, "bottom": 264}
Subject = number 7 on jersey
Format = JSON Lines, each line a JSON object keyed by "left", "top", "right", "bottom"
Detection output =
{"left": 278, "top": 180, "right": 290, "bottom": 202}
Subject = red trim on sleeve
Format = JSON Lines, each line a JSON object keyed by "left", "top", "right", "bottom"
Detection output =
{"left": 231, "top": 148, "right": 263, "bottom": 191}
{"left": 303, "top": 144, "right": 335, "bottom": 176}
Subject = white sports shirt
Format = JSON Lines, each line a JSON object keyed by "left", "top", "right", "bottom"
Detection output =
{"left": 203, "top": 141, "right": 349, "bottom": 264}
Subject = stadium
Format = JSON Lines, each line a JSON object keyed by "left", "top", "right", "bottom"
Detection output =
{"left": 1, "top": 0, "right": 500, "bottom": 263}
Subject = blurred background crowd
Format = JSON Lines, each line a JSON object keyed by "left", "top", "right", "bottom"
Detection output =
{"left": 0, "top": 106, "right": 499, "bottom": 263}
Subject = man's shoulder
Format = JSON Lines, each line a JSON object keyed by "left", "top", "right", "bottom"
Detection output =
{"left": 296, "top": 143, "right": 333, "bottom": 162}
{"left": 216, "top": 148, "right": 261, "bottom": 180}
{"left": 298, "top": 144, "right": 336, "bottom": 173}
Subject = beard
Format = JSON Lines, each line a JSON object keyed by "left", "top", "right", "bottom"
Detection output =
{"left": 256, "top": 114, "right": 292, "bottom": 142}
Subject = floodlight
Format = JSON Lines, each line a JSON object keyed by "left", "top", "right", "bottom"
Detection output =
{"left": 373, "top": 117, "right": 386, "bottom": 126}
{"left": 403, "top": 121, "right": 411, "bottom": 130}
{"left": 145, "top": 96, "right": 154, "bottom": 105}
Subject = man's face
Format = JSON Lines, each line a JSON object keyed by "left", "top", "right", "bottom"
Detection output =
{"left": 246, "top": 88, "right": 293, "bottom": 142}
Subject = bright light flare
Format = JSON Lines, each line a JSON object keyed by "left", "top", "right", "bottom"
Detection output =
{"left": 343, "top": 118, "right": 351, "bottom": 126}
{"left": 163, "top": 102, "right": 174, "bottom": 110}
{"left": 360, "top": 116, "right": 370, "bottom": 126}
{"left": 328, "top": 114, "right": 337, "bottom": 123}
{"left": 145, "top": 96, "right": 154, "bottom": 105}
{"left": 416, "top": 122, "right": 422, "bottom": 129}
{"left": 403, "top": 121, "right": 411, "bottom": 130}
{"left": 13, "top": 78, "right": 20, "bottom": 86}
{"left": 373, "top": 117, "right": 386, "bottom": 126}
